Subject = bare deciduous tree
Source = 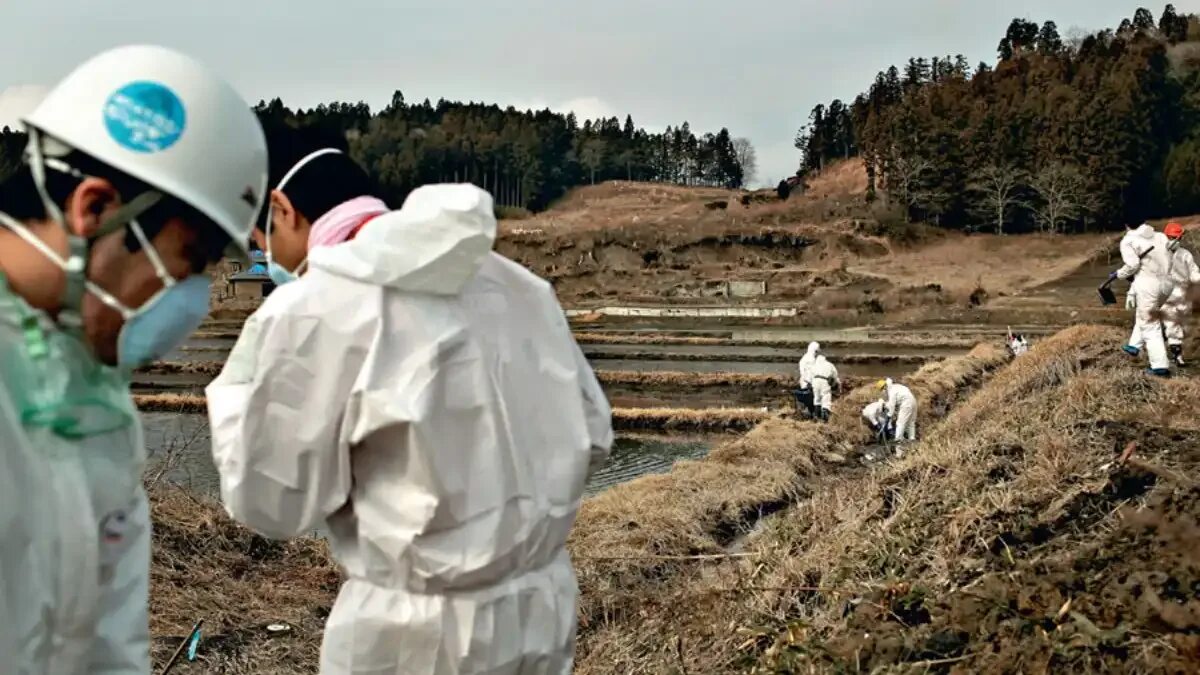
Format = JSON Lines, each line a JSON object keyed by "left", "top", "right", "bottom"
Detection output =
{"left": 968, "top": 163, "right": 1028, "bottom": 234}
{"left": 882, "top": 151, "right": 934, "bottom": 221}
{"left": 732, "top": 138, "right": 758, "bottom": 187}
{"left": 1030, "top": 163, "right": 1095, "bottom": 233}
{"left": 580, "top": 139, "right": 606, "bottom": 185}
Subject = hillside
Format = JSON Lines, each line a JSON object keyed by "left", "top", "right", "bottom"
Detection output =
{"left": 493, "top": 161, "right": 1113, "bottom": 320}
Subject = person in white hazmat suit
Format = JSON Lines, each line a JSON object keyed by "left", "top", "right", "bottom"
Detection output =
{"left": 1113, "top": 221, "right": 1177, "bottom": 376}
{"left": 1119, "top": 223, "right": 1157, "bottom": 356}
{"left": 879, "top": 378, "right": 918, "bottom": 443}
{"left": 0, "top": 46, "right": 267, "bottom": 673}
{"left": 208, "top": 127, "right": 614, "bottom": 674}
{"left": 1161, "top": 222, "right": 1199, "bottom": 367}
{"left": 809, "top": 353, "right": 840, "bottom": 422}
{"left": 862, "top": 398, "right": 889, "bottom": 437}
{"left": 794, "top": 341, "right": 820, "bottom": 417}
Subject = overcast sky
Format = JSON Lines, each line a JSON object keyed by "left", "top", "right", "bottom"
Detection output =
{"left": 3, "top": 1, "right": 1198, "bottom": 187}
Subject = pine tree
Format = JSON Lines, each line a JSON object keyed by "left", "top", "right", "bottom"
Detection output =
{"left": 1037, "top": 21, "right": 1064, "bottom": 54}
{"left": 1132, "top": 7, "right": 1156, "bottom": 31}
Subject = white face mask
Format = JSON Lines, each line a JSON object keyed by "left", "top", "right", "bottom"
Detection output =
{"left": 264, "top": 147, "right": 342, "bottom": 285}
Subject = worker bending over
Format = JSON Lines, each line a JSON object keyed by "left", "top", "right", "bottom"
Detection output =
{"left": 1113, "top": 221, "right": 1176, "bottom": 376}
{"left": 1163, "top": 222, "right": 1199, "bottom": 367}
{"left": 862, "top": 398, "right": 890, "bottom": 438}
{"left": 879, "top": 378, "right": 918, "bottom": 444}
{"left": 809, "top": 353, "right": 840, "bottom": 422}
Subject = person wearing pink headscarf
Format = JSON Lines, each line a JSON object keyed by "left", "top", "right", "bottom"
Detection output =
{"left": 209, "top": 123, "right": 612, "bottom": 673}
{"left": 248, "top": 126, "right": 390, "bottom": 282}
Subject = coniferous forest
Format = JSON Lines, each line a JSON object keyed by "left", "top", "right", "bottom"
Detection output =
{"left": 0, "top": 93, "right": 746, "bottom": 213}
{"left": 796, "top": 4, "right": 1200, "bottom": 232}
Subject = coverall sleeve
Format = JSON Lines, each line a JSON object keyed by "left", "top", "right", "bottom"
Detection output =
{"left": 573, "top": 342, "right": 613, "bottom": 478}
{"left": 1188, "top": 251, "right": 1200, "bottom": 285}
{"left": 88, "top": 490, "right": 151, "bottom": 674}
{"left": 207, "top": 311, "right": 357, "bottom": 540}
{"left": 1116, "top": 240, "right": 1147, "bottom": 280}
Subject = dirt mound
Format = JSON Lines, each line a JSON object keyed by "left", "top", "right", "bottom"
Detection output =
{"left": 572, "top": 326, "right": 1200, "bottom": 674}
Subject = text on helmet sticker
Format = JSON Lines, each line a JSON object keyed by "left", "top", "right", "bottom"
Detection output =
{"left": 103, "top": 81, "right": 186, "bottom": 153}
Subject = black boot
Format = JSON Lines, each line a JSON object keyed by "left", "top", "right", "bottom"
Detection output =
{"left": 1170, "top": 344, "right": 1187, "bottom": 367}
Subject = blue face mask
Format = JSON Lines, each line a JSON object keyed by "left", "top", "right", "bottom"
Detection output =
{"left": 266, "top": 256, "right": 304, "bottom": 286}
{"left": 114, "top": 274, "right": 212, "bottom": 370}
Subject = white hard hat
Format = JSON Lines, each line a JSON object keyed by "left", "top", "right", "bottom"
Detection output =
{"left": 22, "top": 45, "right": 266, "bottom": 255}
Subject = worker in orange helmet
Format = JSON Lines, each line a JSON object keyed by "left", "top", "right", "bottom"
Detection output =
{"left": 1163, "top": 222, "right": 1200, "bottom": 366}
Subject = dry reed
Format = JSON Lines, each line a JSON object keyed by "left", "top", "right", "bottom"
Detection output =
{"left": 133, "top": 393, "right": 775, "bottom": 432}
{"left": 574, "top": 326, "right": 1200, "bottom": 674}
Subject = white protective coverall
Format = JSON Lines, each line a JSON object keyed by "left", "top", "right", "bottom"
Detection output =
{"left": 797, "top": 342, "right": 819, "bottom": 387}
{"left": 884, "top": 379, "right": 918, "bottom": 442}
{"left": 0, "top": 279, "right": 150, "bottom": 674}
{"left": 1164, "top": 245, "right": 1200, "bottom": 347}
{"left": 208, "top": 184, "right": 614, "bottom": 674}
{"left": 862, "top": 399, "right": 888, "bottom": 431}
{"left": 809, "top": 355, "right": 839, "bottom": 413}
{"left": 1117, "top": 227, "right": 1176, "bottom": 371}
{"left": 1121, "top": 225, "right": 1153, "bottom": 351}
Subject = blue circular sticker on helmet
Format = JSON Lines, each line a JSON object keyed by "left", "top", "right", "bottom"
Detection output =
{"left": 103, "top": 81, "right": 186, "bottom": 153}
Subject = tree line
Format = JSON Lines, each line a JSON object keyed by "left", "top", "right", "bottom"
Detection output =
{"left": 796, "top": 4, "right": 1200, "bottom": 232}
{"left": 0, "top": 92, "right": 751, "bottom": 212}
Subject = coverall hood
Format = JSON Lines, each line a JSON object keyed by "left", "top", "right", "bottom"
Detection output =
{"left": 310, "top": 183, "right": 497, "bottom": 295}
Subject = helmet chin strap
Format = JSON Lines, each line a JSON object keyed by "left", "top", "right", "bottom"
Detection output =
{"left": 24, "top": 127, "right": 162, "bottom": 333}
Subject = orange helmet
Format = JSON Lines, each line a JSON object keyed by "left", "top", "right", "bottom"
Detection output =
{"left": 1165, "top": 222, "right": 1185, "bottom": 239}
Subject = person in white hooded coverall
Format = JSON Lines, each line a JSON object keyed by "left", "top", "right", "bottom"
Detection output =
{"left": 862, "top": 399, "right": 889, "bottom": 437}
{"left": 1119, "top": 223, "right": 1157, "bottom": 356}
{"left": 1114, "top": 222, "right": 1176, "bottom": 375}
{"left": 1161, "top": 222, "right": 1199, "bottom": 367}
{"left": 880, "top": 378, "right": 917, "bottom": 443}
{"left": 794, "top": 341, "right": 820, "bottom": 417}
{"left": 809, "top": 353, "right": 840, "bottom": 422}
{"left": 208, "top": 130, "right": 613, "bottom": 673}
{"left": 0, "top": 46, "right": 267, "bottom": 673}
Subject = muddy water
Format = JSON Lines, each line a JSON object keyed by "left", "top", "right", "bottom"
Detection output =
{"left": 142, "top": 413, "right": 714, "bottom": 498}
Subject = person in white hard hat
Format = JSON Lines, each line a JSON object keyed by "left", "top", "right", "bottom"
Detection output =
{"left": 0, "top": 46, "right": 266, "bottom": 673}
{"left": 208, "top": 126, "right": 613, "bottom": 673}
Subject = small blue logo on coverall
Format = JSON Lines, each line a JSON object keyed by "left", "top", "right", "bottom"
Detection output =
{"left": 103, "top": 81, "right": 186, "bottom": 153}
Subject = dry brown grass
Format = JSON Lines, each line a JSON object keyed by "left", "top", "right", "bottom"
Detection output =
{"left": 584, "top": 348, "right": 933, "bottom": 365}
{"left": 133, "top": 393, "right": 773, "bottom": 432}
{"left": 135, "top": 393, "right": 208, "bottom": 413}
{"left": 570, "top": 343, "right": 1009, "bottom": 668}
{"left": 849, "top": 231, "right": 1112, "bottom": 297}
{"left": 598, "top": 370, "right": 793, "bottom": 388}
{"left": 574, "top": 326, "right": 1200, "bottom": 673}
{"left": 574, "top": 331, "right": 979, "bottom": 349}
{"left": 803, "top": 158, "right": 869, "bottom": 196}
{"left": 148, "top": 486, "right": 337, "bottom": 673}
{"left": 140, "top": 361, "right": 225, "bottom": 377}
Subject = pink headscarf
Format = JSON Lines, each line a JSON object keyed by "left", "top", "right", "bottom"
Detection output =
{"left": 307, "top": 196, "right": 390, "bottom": 251}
